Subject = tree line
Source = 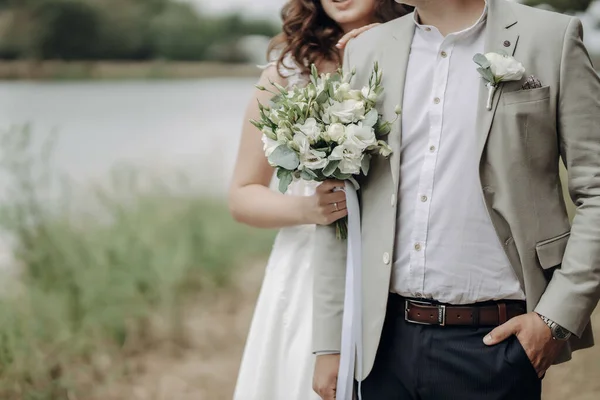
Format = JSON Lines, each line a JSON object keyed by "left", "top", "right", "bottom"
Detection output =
{"left": 0, "top": 0, "right": 279, "bottom": 61}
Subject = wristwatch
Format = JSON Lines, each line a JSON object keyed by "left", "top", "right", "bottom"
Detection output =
{"left": 538, "top": 314, "right": 572, "bottom": 341}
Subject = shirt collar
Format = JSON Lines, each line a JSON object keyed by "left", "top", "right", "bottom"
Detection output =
{"left": 413, "top": 1, "right": 488, "bottom": 40}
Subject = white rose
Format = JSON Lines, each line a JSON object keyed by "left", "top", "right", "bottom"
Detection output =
{"left": 262, "top": 135, "right": 281, "bottom": 161}
{"left": 327, "top": 123, "right": 346, "bottom": 143}
{"left": 295, "top": 118, "right": 322, "bottom": 142}
{"left": 325, "top": 100, "right": 365, "bottom": 124}
{"left": 485, "top": 53, "right": 526, "bottom": 81}
{"left": 329, "top": 143, "right": 363, "bottom": 175}
{"left": 345, "top": 123, "right": 377, "bottom": 150}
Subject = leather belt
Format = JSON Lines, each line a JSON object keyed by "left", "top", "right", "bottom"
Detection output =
{"left": 403, "top": 298, "right": 526, "bottom": 327}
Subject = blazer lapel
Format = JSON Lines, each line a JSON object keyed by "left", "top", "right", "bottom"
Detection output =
{"left": 382, "top": 16, "right": 415, "bottom": 187}
{"left": 476, "top": 0, "right": 520, "bottom": 159}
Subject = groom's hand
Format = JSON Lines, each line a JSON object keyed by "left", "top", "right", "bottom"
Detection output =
{"left": 483, "top": 312, "right": 565, "bottom": 378}
{"left": 313, "top": 354, "right": 340, "bottom": 400}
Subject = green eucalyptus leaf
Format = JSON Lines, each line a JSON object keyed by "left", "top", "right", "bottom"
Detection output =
{"left": 268, "top": 145, "right": 300, "bottom": 170}
{"left": 477, "top": 67, "right": 495, "bottom": 83}
{"left": 473, "top": 53, "right": 491, "bottom": 69}
{"left": 315, "top": 90, "right": 329, "bottom": 104}
{"left": 300, "top": 169, "right": 318, "bottom": 180}
{"left": 333, "top": 171, "right": 352, "bottom": 180}
{"left": 277, "top": 169, "right": 294, "bottom": 193}
{"left": 323, "top": 160, "right": 341, "bottom": 177}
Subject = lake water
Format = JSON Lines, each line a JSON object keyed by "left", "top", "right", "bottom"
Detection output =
{"left": 0, "top": 78, "right": 258, "bottom": 196}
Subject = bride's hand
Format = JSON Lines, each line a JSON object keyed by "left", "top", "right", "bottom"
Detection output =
{"left": 336, "top": 23, "right": 381, "bottom": 50}
{"left": 303, "top": 180, "right": 348, "bottom": 225}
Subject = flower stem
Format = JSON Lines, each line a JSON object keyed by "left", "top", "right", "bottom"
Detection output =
{"left": 486, "top": 84, "right": 497, "bottom": 111}
{"left": 335, "top": 218, "right": 348, "bottom": 241}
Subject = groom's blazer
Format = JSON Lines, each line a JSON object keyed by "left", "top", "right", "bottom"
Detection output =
{"left": 313, "top": 0, "right": 600, "bottom": 380}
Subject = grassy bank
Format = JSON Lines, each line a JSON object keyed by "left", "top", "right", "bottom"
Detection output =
{"left": 0, "top": 61, "right": 261, "bottom": 81}
{"left": 0, "top": 126, "right": 275, "bottom": 398}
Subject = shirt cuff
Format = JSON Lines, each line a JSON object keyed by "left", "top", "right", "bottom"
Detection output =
{"left": 314, "top": 351, "right": 341, "bottom": 355}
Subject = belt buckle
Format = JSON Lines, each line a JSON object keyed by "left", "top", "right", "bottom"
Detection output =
{"left": 405, "top": 300, "right": 446, "bottom": 326}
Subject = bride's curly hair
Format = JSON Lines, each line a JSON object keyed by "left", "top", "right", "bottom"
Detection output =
{"left": 268, "top": 0, "right": 412, "bottom": 76}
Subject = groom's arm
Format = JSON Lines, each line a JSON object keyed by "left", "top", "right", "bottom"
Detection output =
{"left": 312, "top": 42, "right": 355, "bottom": 355}
{"left": 534, "top": 17, "right": 600, "bottom": 337}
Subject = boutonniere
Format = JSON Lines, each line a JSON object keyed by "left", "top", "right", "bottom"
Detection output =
{"left": 473, "top": 52, "right": 526, "bottom": 110}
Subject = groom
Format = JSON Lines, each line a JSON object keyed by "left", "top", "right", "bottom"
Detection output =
{"left": 312, "top": 0, "right": 600, "bottom": 399}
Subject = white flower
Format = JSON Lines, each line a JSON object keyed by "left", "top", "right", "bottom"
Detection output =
{"left": 327, "top": 123, "right": 346, "bottom": 143}
{"left": 348, "top": 90, "right": 363, "bottom": 101}
{"left": 295, "top": 118, "right": 322, "bottom": 142}
{"left": 329, "top": 143, "right": 363, "bottom": 175}
{"left": 362, "top": 108, "right": 379, "bottom": 128}
{"left": 484, "top": 53, "right": 526, "bottom": 82}
{"left": 325, "top": 99, "right": 365, "bottom": 124}
{"left": 262, "top": 135, "right": 281, "bottom": 159}
{"left": 345, "top": 123, "right": 377, "bottom": 150}
{"left": 301, "top": 149, "right": 329, "bottom": 170}
{"left": 292, "top": 133, "right": 310, "bottom": 155}
{"left": 335, "top": 82, "right": 351, "bottom": 99}
{"left": 361, "top": 87, "right": 378, "bottom": 102}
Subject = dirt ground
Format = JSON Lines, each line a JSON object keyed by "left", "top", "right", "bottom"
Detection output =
{"left": 100, "top": 262, "right": 600, "bottom": 400}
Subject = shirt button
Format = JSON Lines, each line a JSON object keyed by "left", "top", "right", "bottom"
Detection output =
{"left": 383, "top": 252, "right": 391, "bottom": 265}
{"left": 429, "top": 145, "right": 436, "bottom": 152}
{"left": 391, "top": 194, "right": 397, "bottom": 207}
{"left": 434, "top": 97, "right": 441, "bottom": 104}
{"left": 414, "top": 243, "right": 422, "bottom": 251}
{"left": 420, "top": 195, "right": 428, "bottom": 202}
{"left": 425, "top": 27, "right": 432, "bottom": 32}
{"left": 440, "top": 51, "right": 448, "bottom": 58}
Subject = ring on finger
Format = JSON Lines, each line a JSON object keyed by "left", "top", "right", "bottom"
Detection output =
{"left": 334, "top": 202, "right": 339, "bottom": 212}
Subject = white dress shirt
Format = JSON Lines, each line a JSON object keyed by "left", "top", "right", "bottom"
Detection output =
{"left": 391, "top": 6, "right": 525, "bottom": 304}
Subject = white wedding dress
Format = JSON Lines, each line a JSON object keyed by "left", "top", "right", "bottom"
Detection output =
{"left": 233, "top": 57, "right": 321, "bottom": 400}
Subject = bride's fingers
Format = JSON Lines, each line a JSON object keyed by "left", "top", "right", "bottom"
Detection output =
{"left": 336, "top": 23, "right": 381, "bottom": 49}
{"left": 330, "top": 200, "right": 347, "bottom": 213}
{"left": 330, "top": 208, "right": 348, "bottom": 223}
{"left": 321, "top": 190, "right": 346, "bottom": 205}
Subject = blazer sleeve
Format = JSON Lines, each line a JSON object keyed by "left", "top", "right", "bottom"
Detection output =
{"left": 311, "top": 41, "right": 354, "bottom": 354}
{"left": 534, "top": 17, "right": 600, "bottom": 337}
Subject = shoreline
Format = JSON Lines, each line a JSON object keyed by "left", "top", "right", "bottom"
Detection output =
{"left": 0, "top": 60, "right": 262, "bottom": 81}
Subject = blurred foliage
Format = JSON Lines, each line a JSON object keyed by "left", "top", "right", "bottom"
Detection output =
{"left": 0, "top": 125, "right": 276, "bottom": 396}
{"left": 525, "top": 0, "right": 594, "bottom": 12}
{"left": 0, "top": 0, "right": 279, "bottom": 61}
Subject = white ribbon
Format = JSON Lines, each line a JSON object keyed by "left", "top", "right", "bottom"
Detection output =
{"left": 336, "top": 181, "right": 363, "bottom": 400}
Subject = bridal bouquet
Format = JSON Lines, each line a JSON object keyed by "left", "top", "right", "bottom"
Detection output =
{"left": 252, "top": 62, "right": 398, "bottom": 238}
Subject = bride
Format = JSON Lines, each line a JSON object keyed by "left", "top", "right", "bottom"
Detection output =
{"left": 229, "top": 1, "right": 410, "bottom": 399}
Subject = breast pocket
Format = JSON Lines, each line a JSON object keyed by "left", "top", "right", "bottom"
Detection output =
{"left": 502, "top": 86, "right": 551, "bottom": 105}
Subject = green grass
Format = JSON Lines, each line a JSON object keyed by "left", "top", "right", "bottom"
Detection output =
{"left": 0, "top": 126, "right": 276, "bottom": 398}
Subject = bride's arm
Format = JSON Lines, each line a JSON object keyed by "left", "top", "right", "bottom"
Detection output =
{"left": 229, "top": 65, "right": 347, "bottom": 229}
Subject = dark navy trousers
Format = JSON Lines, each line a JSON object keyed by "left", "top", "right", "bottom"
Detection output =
{"left": 361, "top": 295, "right": 542, "bottom": 400}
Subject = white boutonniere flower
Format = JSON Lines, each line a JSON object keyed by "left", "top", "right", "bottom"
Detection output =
{"left": 473, "top": 52, "right": 526, "bottom": 110}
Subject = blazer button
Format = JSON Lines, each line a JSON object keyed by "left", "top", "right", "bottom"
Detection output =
{"left": 383, "top": 252, "right": 391, "bottom": 265}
